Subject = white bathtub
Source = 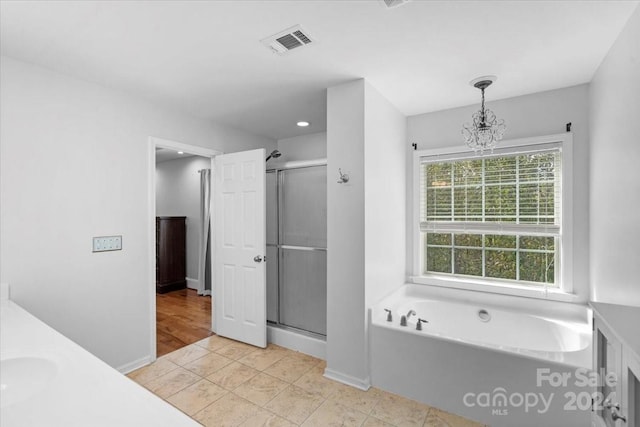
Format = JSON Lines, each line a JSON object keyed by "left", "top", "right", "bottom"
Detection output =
{"left": 370, "top": 284, "right": 593, "bottom": 427}
{"left": 374, "top": 287, "right": 591, "bottom": 367}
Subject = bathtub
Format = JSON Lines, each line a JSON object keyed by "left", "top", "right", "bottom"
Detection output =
{"left": 369, "top": 284, "right": 592, "bottom": 427}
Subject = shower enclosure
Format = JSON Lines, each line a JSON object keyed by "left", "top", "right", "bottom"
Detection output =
{"left": 266, "top": 161, "right": 327, "bottom": 337}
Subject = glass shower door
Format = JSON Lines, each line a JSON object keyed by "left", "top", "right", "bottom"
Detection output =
{"left": 279, "top": 166, "right": 327, "bottom": 336}
{"left": 266, "top": 171, "right": 278, "bottom": 323}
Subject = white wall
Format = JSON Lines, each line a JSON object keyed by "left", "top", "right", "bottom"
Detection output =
{"left": 326, "top": 79, "right": 406, "bottom": 387}
{"left": 0, "top": 56, "right": 276, "bottom": 370}
{"left": 363, "top": 84, "right": 406, "bottom": 308}
{"left": 276, "top": 132, "right": 327, "bottom": 162}
{"left": 156, "top": 156, "right": 211, "bottom": 283}
{"left": 589, "top": 5, "right": 640, "bottom": 306}
{"left": 407, "top": 84, "right": 590, "bottom": 302}
{"left": 326, "top": 80, "right": 367, "bottom": 385}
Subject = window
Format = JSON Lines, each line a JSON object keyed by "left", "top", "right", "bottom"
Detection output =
{"left": 415, "top": 134, "right": 572, "bottom": 295}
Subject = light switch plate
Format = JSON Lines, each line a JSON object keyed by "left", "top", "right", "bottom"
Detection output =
{"left": 93, "top": 235, "right": 122, "bottom": 252}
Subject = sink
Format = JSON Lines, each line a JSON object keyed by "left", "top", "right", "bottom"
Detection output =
{"left": 0, "top": 356, "right": 58, "bottom": 408}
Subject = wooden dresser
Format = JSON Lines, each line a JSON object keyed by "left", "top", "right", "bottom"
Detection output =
{"left": 156, "top": 216, "right": 186, "bottom": 294}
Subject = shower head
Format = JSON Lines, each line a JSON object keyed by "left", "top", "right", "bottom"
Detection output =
{"left": 266, "top": 150, "right": 282, "bottom": 162}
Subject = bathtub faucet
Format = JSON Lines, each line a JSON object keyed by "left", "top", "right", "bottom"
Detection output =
{"left": 400, "top": 310, "right": 416, "bottom": 326}
{"left": 384, "top": 309, "right": 393, "bottom": 322}
{"left": 416, "top": 318, "right": 428, "bottom": 331}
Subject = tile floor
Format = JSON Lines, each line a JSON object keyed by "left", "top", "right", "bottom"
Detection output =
{"left": 127, "top": 335, "right": 485, "bottom": 427}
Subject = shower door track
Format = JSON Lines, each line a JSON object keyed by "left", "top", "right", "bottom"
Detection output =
{"left": 266, "top": 321, "right": 327, "bottom": 341}
{"left": 266, "top": 158, "right": 327, "bottom": 173}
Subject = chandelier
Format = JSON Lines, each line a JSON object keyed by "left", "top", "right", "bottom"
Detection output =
{"left": 461, "top": 76, "right": 506, "bottom": 153}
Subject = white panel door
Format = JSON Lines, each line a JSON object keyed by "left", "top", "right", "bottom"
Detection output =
{"left": 214, "top": 149, "right": 266, "bottom": 348}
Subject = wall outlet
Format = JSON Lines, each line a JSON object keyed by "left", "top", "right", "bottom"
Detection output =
{"left": 93, "top": 235, "right": 122, "bottom": 252}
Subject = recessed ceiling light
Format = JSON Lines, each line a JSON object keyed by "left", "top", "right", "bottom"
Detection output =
{"left": 297, "top": 121, "right": 310, "bottom": 127}
{"left": 177, "top": 151, "right": 184, "bottom": 154}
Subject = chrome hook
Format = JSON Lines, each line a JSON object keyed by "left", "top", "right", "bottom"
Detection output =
{"left": 337, "top": 168, "right": 350, "bottom": 184}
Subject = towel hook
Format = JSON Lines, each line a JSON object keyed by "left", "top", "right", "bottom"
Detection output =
{"left": 337, "top": 168, "right": 350, "bottom": 184}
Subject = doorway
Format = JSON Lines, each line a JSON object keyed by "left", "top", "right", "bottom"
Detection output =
{"left": 148, "top": 137, "right": 219, "bottom": 359}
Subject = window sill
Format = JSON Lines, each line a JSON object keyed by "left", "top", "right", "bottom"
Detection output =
{"left": 409, "top": 275, "right": 583, "bottom": 303}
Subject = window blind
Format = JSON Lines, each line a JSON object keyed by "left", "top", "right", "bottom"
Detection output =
{"left": 419, "top": 145, "right": 562, "bottom": 287}
{"left": 420, "top": 148, "right": 561, "bottom": 232}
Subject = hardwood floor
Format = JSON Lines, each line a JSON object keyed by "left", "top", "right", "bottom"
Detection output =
{"left": 156, "top": 288, "right": 213, "bottom": 357}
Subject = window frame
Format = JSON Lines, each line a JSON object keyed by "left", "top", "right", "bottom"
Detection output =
{"left": 411, "top": 133, "right": 574, "bottom": 301}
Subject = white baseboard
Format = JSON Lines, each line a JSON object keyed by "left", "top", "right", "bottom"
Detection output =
{"left": 117, "top": 355, "right": 153, "bottom": 375}
{"left": 186, "top": 277, "right": 198, "bottom": 290}
{"left": 267, "top": 325, "right": 326, "bottom": 360}
{"left": 323, "top": 368, "right": 371, "bottom": 391}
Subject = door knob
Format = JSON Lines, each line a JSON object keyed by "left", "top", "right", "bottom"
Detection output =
{"left": 611, "top": 409, "right": 627, "bottom": 423}
{"left": 253, "top": 255, "right": 263, "bottom": 263}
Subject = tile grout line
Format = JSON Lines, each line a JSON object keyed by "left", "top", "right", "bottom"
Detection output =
{"left": 176, "top": 345, "right": 314, "bottom": 426}
{"left": 133, "top": 340, "right": 483, "bottom": 427}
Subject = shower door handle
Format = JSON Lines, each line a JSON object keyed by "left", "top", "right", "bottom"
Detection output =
{"left": 253, "top": 255, "right": 263, "bottom": 263}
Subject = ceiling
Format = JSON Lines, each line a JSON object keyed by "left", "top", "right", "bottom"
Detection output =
{"left": 155, "top": 148, "right": 196, "bottom": 164}
{"left": 1, "top": 1, "right": 637, "bottom": 140}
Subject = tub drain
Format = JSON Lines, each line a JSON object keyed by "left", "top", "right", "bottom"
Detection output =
{"left": 478, "top": 309, "right": 491, "bottom": 322}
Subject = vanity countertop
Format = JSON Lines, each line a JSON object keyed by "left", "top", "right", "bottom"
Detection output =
{"left": 0, "top": 299, "right": 199, "bottom": 427}
{"left": 590, "top": 302, "right": 640, "bottom": 361}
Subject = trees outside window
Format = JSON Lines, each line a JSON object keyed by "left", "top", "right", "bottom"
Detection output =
{"left": 420, "top": 149, "right": 561, "bottom": 288}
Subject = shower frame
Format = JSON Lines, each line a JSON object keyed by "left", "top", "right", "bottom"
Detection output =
{"left": 266, "top": 158, "right": 327, "bottom": 339}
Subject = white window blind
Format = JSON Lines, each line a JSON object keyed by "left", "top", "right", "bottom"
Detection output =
{"left": 419, "top": 145, "right": 562, "bottom": 287}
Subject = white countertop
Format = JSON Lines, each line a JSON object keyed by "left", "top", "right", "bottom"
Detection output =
{"left": 0, "top": 298, "right": 200, "bottom": 427}
{"left": 590, "top": 302, "right": 640, "bottom": 361}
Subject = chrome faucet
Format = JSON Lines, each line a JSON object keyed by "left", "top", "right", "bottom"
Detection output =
{"left": 384, "top": 309, "right": 393, "bottom": 322}
{"left": 400, "top": 310, "right": 416, "bottom": 326}
{"left": 416, "top": 318, "right": 428, "bottom": 330}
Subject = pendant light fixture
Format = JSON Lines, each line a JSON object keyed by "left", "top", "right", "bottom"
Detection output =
{"left": 461, "top": 76, "right": 506, "bottom": 153}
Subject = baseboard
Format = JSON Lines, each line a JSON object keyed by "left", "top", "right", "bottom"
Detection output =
{"left": 186, "top": 277, "right": 198, "bottom": 290}
{"left": 156, "top": 280, "right": 186, "bottom": 294}
{"left": 267, "top": 325, "right": 326, "bottom": 360}
{"left": 117, "top": 355, "right": 153, "bottom": 375}
{"left": 323, "top": 368, "right": 371, "bottom": 391}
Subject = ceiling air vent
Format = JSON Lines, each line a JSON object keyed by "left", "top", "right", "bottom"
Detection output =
{"left": 261, "top": 25, "right": 314, "bottom": 55}
{"left": 381, "top": 0, "right": 411, "bottom": 8}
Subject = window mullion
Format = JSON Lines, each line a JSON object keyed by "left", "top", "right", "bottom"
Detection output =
{"left": 515, "top": 157, "right": 520, "bottom": 281}
{"left": 450, "top": 164, "right": 455, "bottom": 274}
{"left": 450, "top": 234, "right": 455, "bottom": 275}
{"left": 481, "top": 158, "right": 486, "bottom": 279}
{"left": 481, "top": 234, "right": 486, "bottom": 278}
{"left": 450, "top": 163, "right": 455, "bottom": 222}
{"left": 516, "top": 156, "right": 520, "bottom": 224}
{"left": 537, "top": 156, "right": 541, "bottom": 222}
{"left": 516, "top": 234, "right": 520, "bottom": 281}
{"left": 481, "top": 158, "right": 485, "bottom": 223}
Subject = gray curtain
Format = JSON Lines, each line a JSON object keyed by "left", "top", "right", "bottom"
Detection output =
{"left": 198, "top": 169, "right": 212, "bottom": 296}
